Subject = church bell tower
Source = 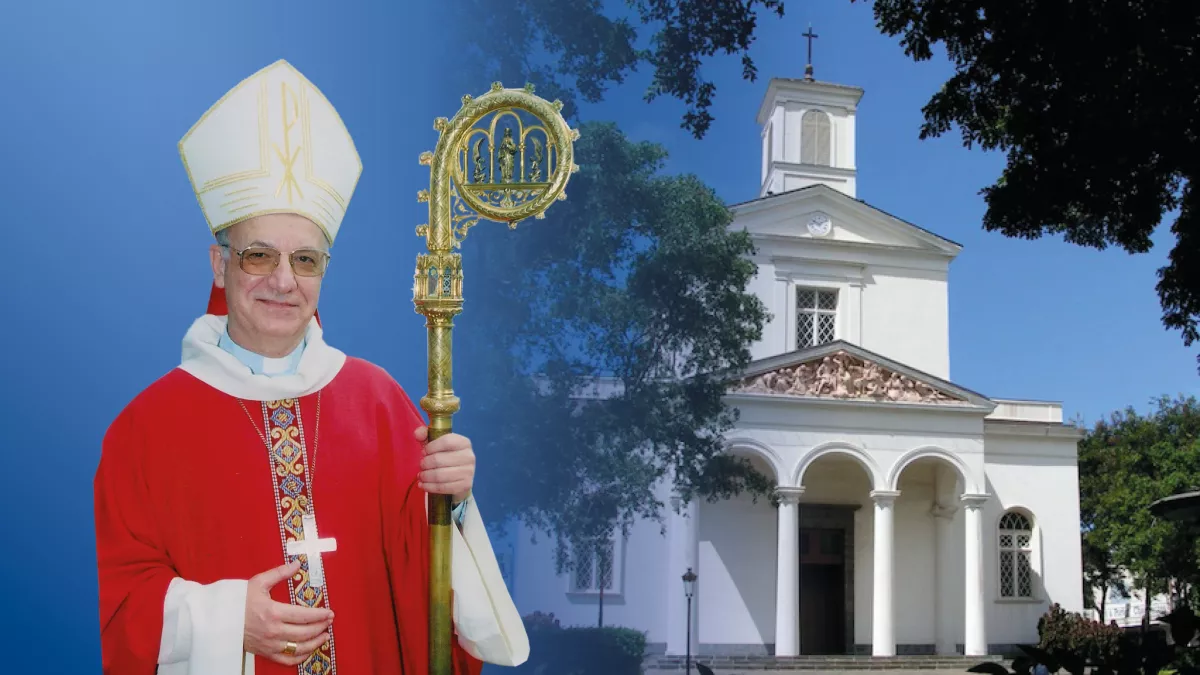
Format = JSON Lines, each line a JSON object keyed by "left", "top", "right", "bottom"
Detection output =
{"left": 757, "top": 27, "right": 865, "bottom": 198}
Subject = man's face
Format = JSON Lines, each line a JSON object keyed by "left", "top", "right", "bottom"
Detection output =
{"left": 209, "top": 214, "right": 328, "bottom": 351}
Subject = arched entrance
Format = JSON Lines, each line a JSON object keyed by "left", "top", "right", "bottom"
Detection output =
{"left": 888, "top": 449, "right": 988, "bottom": 656}
{"left": 783, "top": 444, "right": 881, "bottom": 656}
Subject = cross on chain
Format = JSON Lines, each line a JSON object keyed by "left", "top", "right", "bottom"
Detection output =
{"left": 287, "top": 513, "right": 338, "bottom": 588}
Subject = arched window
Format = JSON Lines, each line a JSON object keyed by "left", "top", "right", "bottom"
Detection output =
{"left": 998, "top": 511, "right": 1035, "bottom": 598}
{"left": 801, "top": 110, "right": 831, "bottom": 166}
{"left": 569, "top": 534, "right": 623, "bottom": 595}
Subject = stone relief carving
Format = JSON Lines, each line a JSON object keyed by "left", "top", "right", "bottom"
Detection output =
{"left": 731, "top": 350, "right": 961, "bottom": 404}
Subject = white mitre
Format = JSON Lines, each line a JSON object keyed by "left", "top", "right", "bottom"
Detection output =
{"left": 178, "top": 59, "right": 362, "bottom": 243}
{"left": 176, "top": 59, "right": 361, "bottom": 398}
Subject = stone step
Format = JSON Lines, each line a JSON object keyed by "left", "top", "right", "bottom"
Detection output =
{"left": 644, "top": 655, "right": 1006, "bottom": 671}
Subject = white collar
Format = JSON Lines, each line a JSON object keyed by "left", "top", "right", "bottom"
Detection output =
{"left": 217, "top": 323, "right": 306, "bottom": 376}
{"left": 178, "top": 314, "right": 346, "bottom": 401}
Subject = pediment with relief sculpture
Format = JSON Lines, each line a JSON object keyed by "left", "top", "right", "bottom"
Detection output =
{"left": 730, "top": 348, "right": 967, "bottom": 405}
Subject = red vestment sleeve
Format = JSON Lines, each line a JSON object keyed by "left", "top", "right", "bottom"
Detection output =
{"left": 380, "top": 393, "right": 484, "bottom": 675}
{"left": 93, "top": 406, "right": 178, "bottom": 674}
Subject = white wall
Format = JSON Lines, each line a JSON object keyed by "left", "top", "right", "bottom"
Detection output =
{"left": 734, "top": 194, "right": 953, "bottom": 379}
{"left": 745, "top": 254, "right": 785, "bottom": 362}
{"left": 981, "top": 423, "right": 1085, "bottom": 646}
{"left": 698, "top": 487, "right": 777, "bottom": 646}
{"left": 510, "top": 508, "right": 671, "bottom": 641}
{"left": 893, "top": 465, "right": 941, "bottom": 646}
{"left": 860, "top": 267, "right": 950, "bottom": 379}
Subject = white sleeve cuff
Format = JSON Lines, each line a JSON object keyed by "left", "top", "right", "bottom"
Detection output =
{"left": 450, "top": 498, "right": 530, "bottom": 666}
{"left": 158, "top": 576, "right": 248, "bottom": 672}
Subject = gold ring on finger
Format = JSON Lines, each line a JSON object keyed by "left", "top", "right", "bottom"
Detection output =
{"left": 282, "top": 641, "right": 298, "bottom": 656}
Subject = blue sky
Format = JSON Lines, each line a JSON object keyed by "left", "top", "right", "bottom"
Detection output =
{"left": 567, "top": 1, "right": 1198, "bottom": 425}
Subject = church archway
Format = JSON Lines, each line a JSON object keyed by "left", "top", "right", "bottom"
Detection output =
{"left": 886, "top": 446, "right": 980, "bottom": 494}
{"left": 885, "top": 445, "right": 985, "bottom": 656}
{"left": 793, "top": 441, "right": 884, "bottom": 491}
{"left": 724, "top": 437, "right": 785, "bottom": 484}
{"left": 787, "top": 441, "right": 877, "bottom": 655}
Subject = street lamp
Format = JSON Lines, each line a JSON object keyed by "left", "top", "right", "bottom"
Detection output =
{"left": 683, "top": 567, "right": 697, "bottom": 675}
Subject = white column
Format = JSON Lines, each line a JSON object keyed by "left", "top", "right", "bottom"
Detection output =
{"left": 847, "top": 280, "right": 865, "bottom": 345}
{"left": 932, "top": 502, "right": 958, "bottom": 655}
{"left": 666, "top": 493, "right": 700, "bottom": 656}
{"left": 962, "top": 494, "right": 989, "bottom": 656}
{"left": 774, "top": 487, "right": 804, "bottom": 656}
{"left": 932, "top": 465, "right": 960, "bottom": 656}
{"left": 870, "top": 490, "right": 900, "bottom": 657}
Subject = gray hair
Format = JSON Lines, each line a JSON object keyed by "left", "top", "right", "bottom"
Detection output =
{"left": 214, "top": 228, "right": 232, "bottom": 259}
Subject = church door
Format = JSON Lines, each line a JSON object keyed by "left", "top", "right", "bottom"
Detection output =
{"left": 799, "top": 527, "right": 847, "bottom": 655}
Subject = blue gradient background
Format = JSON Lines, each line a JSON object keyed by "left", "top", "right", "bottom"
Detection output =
{"left": 0, "top": 1, "right": 484, "bottom": 670}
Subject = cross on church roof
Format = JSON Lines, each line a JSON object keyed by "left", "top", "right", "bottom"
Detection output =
{"left": 803, "top": 24, "right": 818, "bottom": 80}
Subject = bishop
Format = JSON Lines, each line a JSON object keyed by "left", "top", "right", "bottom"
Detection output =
{"left": 92, "top": 60, "right": 528, "bottom": 675}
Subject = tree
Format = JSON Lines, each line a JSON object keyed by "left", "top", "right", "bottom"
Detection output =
{"left": 455, "top": 121, "right": 775, "bottom": 583}
{"left": 1082, "top": 532, "right": 1126, "bottom": 620}
{"left": 859, "top": 0, "right": 1200, "bottom": 369}
{"left": 1077, "top": 395, "right": 1200, "bottom": 613}
{"left": 450, "top": 0, "right": 785, "bottom": 139}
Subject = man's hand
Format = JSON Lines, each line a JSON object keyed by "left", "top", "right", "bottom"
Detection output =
{"left": 414, "top": 427, "right": 475, "bottom": 504}
{"left": 244, "top": 561, "right": 334, "bottom": 666}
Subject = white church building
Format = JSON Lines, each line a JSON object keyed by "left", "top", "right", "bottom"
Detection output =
{"left": 507, "top": 73, "right": 1085, "bottom": 658}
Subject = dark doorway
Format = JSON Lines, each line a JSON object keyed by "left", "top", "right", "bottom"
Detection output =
{"left": 799, "top": 527, "right": 846, "bottom": 655}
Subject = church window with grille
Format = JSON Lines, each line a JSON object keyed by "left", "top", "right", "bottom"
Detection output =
{"left": 796, "top": 287, "right": 837, "bottom": 349}
{"left": 571, "top": 537, "right": 617, "bottom": 593}
{"left": 801, "top": 110, "right": 832, "bottom": 166}
{"left": 998, "top": 511, "right": 1035, "bottom": 598}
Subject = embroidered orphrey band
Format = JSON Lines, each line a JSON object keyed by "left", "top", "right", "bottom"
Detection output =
{"left": 262, "top": 398, "right": 338, "bottom": 675}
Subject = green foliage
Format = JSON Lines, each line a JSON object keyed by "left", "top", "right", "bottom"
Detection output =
{"left": 969, "top": 605, "right": 1200, "bottom": 675}
{"left": 451, "top": 0, "right": 785, "bottom": 138}
{"left": 515, "top": 612, "right": 647, "bottom": 675}
{"left": 1037, "top": 604, "right": 1124, "bottom": 667}
{"left": 1077, "top": 395, "right": 1200, "bottom": 607}
{"left": 858, "top": 0, "right": 1200, "bottom": 368}
{"left": 1082, "top": 535, "right": 1128, "bottom": 617}
{"left": 458, "top": 121, "right": 774, "bottom": 571}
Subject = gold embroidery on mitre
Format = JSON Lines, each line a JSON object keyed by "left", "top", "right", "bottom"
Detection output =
{"left": 273, "top": 80, "right": 304, "bottom": 204}
{"left": 177, "top": 60, "right": 363, "bottom": 245}
{"left": 219, "top": 194, "right": 260, "bottom": 209}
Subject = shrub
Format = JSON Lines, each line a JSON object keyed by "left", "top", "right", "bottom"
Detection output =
{"left": 523, "top": 611, "right": 564, "bottom": 631}
{"left": 515, "top": 612, "right": 647, "bottom": 675}
{"left": 969, "top": 604, "right": 1198, "bottom": 675}
{"left": 1037, "top": 603, "right": 1125, "bottom": 666}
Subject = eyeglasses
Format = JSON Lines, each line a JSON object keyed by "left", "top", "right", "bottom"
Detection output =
{"left": 226, "top": 246, "right": 331, "bottom": 277}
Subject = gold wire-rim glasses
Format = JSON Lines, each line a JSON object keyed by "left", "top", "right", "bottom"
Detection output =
{"left": 224, "top": 245, "right": 331, "bottom": 277}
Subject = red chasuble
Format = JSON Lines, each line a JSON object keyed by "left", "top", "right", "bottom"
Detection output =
{"left": 94, "top": 357, "right": 484, "bottom": 675}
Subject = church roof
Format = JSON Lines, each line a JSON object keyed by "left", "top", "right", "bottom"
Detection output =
{"left": 724, "top": 339, "right": 995, "bottom": 411}
{"left": 729, "top": 184, "right": 963, "bottom": 253}
{"left": 769, "top": 77, "right": 865, "bottom": 93}
{"left": 756, "top": 77, "right": 865, "bottom": 124}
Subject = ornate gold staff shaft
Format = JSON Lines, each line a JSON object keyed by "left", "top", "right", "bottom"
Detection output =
{"left": 413, "top": 81, "right": 578, "bottom": 675}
